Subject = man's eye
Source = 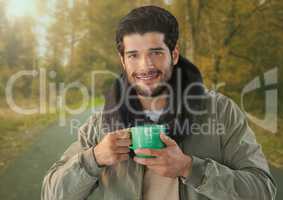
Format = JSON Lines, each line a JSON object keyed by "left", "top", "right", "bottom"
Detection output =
{"left": 152, "top": 51, "right": 163, "bottom": 56}
{"left": 127, "top": 54, "right": 138, "bottom": 58}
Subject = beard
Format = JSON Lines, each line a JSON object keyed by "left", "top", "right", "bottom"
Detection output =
{"left": 124, "top": 61, "right": 174, "bottom": 97}
{"left": 133, "top": 82, "right": 167, "bottom": 97}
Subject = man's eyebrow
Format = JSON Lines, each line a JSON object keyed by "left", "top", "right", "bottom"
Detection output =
{"left": 125, "top": 47, "right": 165, "bottom": 55}
{"left": 149, "top": 47, "right": 166, "bottom": 51}
{"left": 125, "top": 50, "right": 138, "bottom": 55}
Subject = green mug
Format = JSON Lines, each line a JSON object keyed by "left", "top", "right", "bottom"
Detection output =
{"left": 129, "top": 124, "right": 168, "bottom": 158}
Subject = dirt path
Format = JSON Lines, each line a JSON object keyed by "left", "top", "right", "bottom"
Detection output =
{"left": 0, "top": 109, "right": 95, "bottom": 200}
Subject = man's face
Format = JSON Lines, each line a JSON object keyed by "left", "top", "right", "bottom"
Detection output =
{"left": 120, "top": 32, "right": 179, "bottom": 97}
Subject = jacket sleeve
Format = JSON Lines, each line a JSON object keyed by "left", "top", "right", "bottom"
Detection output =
{"left": 41, "top": 113, "right": 104, "bottom": 200}
{"left": 182, "top": 94, "right": 277, "bottom": 200}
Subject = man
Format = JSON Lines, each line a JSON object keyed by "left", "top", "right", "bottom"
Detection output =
{"left": 41, "top": 6, "right": 277, "bottom": 200}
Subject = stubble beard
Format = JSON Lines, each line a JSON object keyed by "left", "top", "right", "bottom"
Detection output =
{"left": 125, "top": 61, "right": 174, "bottom": 98}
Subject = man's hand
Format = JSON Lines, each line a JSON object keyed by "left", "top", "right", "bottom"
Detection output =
{"left": 133, "top": 133, "right": 192, "bottom": 178}
{"left": 93, "top": 128, "right": 131, "bottom": 166}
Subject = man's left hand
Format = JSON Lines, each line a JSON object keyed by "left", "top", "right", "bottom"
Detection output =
{"left": 133, "top": 133, "right": 192, "bottom": 178}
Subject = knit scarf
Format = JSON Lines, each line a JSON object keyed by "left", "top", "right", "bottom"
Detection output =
{"left": 101, "top": 56, "right": 205, "bottom": 146}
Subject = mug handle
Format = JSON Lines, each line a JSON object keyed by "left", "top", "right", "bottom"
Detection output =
{"left": 128, "top": 128, "right": 133, "bottom": 150}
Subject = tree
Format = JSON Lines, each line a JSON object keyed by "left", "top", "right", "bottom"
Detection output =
{"left": 44, "top": 0, "right": 70, "bottom": 84}
{"left": 0, "top": 0, "right": 8, "bottom": 67}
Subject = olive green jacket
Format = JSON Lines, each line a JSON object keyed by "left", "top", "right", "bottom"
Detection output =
{"left": 41, "top": 91, "right": 277, "bottom": 200}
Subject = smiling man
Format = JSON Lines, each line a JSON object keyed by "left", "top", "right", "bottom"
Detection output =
{"left": 121, "top": 32, "right": 178, "bottom": 98}
{"left": 41, "top": 6, "right": 277, "bottom": 200}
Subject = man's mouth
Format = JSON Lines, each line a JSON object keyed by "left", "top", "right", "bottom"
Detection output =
{"left": 134, "top": 70, "right": 161, "bottom": 81}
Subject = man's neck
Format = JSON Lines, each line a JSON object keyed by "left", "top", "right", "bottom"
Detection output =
{"left": 138, "top": 92, "right": 168, "bottom": 111}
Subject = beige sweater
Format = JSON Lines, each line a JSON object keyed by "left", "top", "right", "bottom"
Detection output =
{"left": 142, "top": 167, "right": 179, "bottom": 200}
{"left": 142, "top": 109, "right": 179, "bottom": 200}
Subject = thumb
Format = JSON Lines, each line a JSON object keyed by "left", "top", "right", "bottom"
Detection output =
{"left": 160, "top": 133, "right": 176, "bottom": 146}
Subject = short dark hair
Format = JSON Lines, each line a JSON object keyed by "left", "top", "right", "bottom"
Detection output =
{"left": 115, "top": 5, "right": 179, "bottom": 56}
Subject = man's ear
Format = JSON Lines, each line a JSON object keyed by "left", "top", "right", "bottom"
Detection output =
{"left": 172, "top": 44, "right": 180, "bottom": 65}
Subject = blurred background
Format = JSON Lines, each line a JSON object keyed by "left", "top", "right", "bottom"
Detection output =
{"left": 0, "top": 0, "right": 282, "bottom": 199}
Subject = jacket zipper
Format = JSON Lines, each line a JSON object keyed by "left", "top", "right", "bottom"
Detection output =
{"left": 179, "top": 176, "right": 186, "bottom": 200}
{"left": 138, "top": 165, "right": 145, "bottom": 200}
{"left": 179, "top": 142, "right": 185, "bottom": 200}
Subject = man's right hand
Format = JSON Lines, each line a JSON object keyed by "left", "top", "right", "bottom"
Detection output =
{"left": 93, "top": 128, "right": 131, "bottom": 166}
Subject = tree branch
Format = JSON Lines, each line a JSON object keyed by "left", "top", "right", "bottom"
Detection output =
{"left": 223, "top": 0, "right": 271, "bottom": 47}
{"left": 228, "top": 50, "right": 256, "bottom": 65}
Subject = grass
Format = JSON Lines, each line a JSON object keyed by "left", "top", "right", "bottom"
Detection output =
{"left": 0, "top": 111, "right": 58, "bottom": 173}
{"left": 88, "top": 96, "right": 105, "bottom": 109}
{"left": 0, "top": 96, "right": 104, "bottom": 173}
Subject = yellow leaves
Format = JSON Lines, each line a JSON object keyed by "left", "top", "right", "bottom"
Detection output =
{"left": 217, "top": 47, "right": 229, "bottom": 58}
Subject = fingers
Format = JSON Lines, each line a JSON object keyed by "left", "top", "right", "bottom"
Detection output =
{"left": 160, "top": 133, "right": 176, "bottom": 146}
{"left": 117, "top": 154, "right": 129, "bottom": 162}
{"left": 133, "top": 148, "right": 166, "bottom": 166}
{"left": 146, "top": 165, "right": 164, "bottom": 172}
{"left": 134, "top": 148, "right": 163, "bottom": 157}
{"left": 95, "top": 128, "right": 132, "bottom": 166}
{"left": 115, "top": 147, "right": 130, "bottom": 154}
{"left": 110, "top": 128, "right": 131, "bottom": 139}
{"left": 113, "top": 129, "right": 132, "bottom": 148}
{"left": 116, "top": 138, "right": 131, "bottom": 147}
{"left": 133, "top": 157, "right": 165, "bottom": 166}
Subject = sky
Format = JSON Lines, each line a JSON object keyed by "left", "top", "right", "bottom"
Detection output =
{"left": 6, "top": 0, "right": 53, "bottom": 56}
{"left": 6, "top": 0, "right": 37, "bottom": 17}
{"left": 5, "top": 0, "right": 77, "bottom": 57}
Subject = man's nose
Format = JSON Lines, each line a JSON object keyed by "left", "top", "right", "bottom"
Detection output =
{"left": 139, "top": 54, "right": 154, "bottom": 69}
